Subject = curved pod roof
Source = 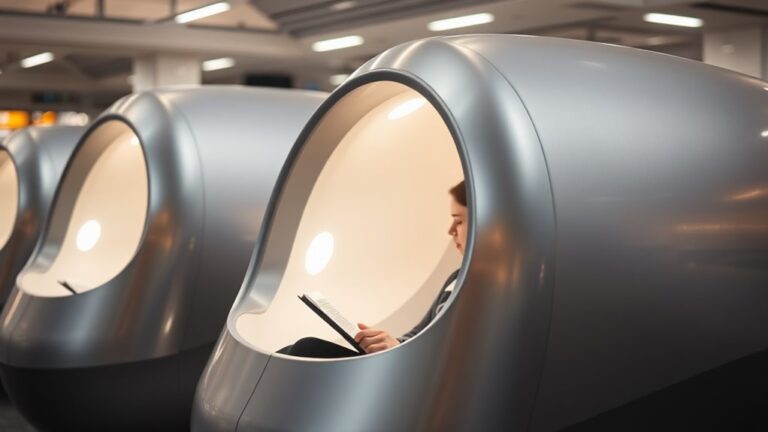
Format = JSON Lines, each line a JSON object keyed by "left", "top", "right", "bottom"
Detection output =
{"left": 194, "top": 36, "right": 768, "bottom": 431}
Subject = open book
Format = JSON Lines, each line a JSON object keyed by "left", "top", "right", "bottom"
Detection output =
{"left": 298, "top": 292, "right": 365, "bottom": 354}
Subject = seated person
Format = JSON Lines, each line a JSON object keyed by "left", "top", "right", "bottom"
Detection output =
{"left": 278, "top": 180, "right": 467, "bottom": 358}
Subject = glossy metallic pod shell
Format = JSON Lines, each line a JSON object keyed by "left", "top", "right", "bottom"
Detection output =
{"left": 193, "top": 36, "right": 768, "bottom": 431}
{"left": 0, "top": 126, "right": 82, "bottom": 307}
{"left": 0, "top": 86, "right": 326, "bottom": 431}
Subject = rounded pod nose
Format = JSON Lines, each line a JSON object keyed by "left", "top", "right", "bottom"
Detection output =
{"left": 0, "top": 87, "right": 326, "bottom": 431}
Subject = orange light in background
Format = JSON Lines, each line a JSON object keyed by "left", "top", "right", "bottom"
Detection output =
{"left": 32, "top": 111, "right": 56, "bottom": 126}
{"left": 0, "top": 111, "right": 30, "bottom": 129}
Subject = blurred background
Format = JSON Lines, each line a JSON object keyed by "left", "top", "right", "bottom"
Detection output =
{"left": 0, "top": 0, "right": 766, "bottom": 138}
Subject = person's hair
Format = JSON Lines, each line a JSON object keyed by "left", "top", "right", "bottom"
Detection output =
{"left": 449, "top": 180, "right": 467, "bottom": 207}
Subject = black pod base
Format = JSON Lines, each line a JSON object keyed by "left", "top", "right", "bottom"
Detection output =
{"left": 0, "top": 343, "right": 213, "bottom": 432}
{"left": 567, "top": 347, "right": 768, "bottom": 431}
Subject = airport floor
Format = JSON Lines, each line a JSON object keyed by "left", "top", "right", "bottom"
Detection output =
{"left": 0, "top": 387, "right": 35, "bottom": 431}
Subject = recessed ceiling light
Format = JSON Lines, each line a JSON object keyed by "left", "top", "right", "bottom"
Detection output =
{"left": 175, "top": 2, "right": 231, "bottom": 24}
{"left": 643, "top": 13, "right": 703, "bottom": 28}
{"left": 428, "top": 12, "right": 494, "bottom": 32}
{"left": 329, "top": 74, "right": 349, "bottom": 86}
{"left": 202, "top": 57, "right": 235, "bottom": 72}
{"left": 20, "top": 52, "right": 54, "bottom": 69}
{"left": 312, "top": 35, "right": 364, "bottom": 52}
{"left": 330, "top": 1, "right": 356, "bottom": 11}
{"left": 645, "top": 36, "right": 668, "bottom": 46}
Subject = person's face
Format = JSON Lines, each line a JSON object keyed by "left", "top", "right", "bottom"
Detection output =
{"left": 448, "top": 196, "right": 468, "bottom": 255}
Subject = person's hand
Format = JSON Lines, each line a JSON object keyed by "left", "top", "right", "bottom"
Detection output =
{"left": 354, "top": 323, "right": 400, "bottom": 354}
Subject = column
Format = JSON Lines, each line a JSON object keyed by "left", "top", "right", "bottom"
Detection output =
{"left": 132, "top": 53, "right": 200, "bottom": 93}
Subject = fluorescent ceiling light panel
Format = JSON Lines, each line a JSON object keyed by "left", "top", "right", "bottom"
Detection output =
{"left": 643, "top": 13, "right": 703, "bottom": 28}
{"left": 428, "top": 12, "right": 494, "bottom": 31}
{"left": 312, "top": 35, "right": 364, "bottom": 52}
{"left": 175, "top": 2, "right": 231, "bottom": 24}
{"left": 20, "top": 52, "right": 54, "bottom": 69}
{"left": 202, "top": 57, "right": 235, "bottom": 71}
{"left": 330, "top": 1, "right": 356, "bottom": 11}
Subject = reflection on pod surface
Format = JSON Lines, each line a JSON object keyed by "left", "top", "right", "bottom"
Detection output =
{"left": 192, "top": 36, "right": 768, "bottom": 432}
{"left": 0, "top": 86, "right": 326, "bottom": 431}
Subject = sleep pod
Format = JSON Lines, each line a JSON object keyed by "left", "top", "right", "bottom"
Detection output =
{"left": 1, "top": 126, "right": 83, "bottom": 308}
{"left": 193, "top": 35, "right": 768, "bottom": 431}
{"left": 0, "top": 86, "right": 326, "bottom": 431}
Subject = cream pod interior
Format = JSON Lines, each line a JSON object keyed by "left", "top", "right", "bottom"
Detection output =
{"left": 0, "top": 126, "right": 83, "bottom": 306}
{"left": 0, "top": 86, "right": 325, "bottom": 432}
{"left": 234, "top": 83, "right": 465, "bottom": 352}
{"left": 19, "top": 121, "right": 147, "bottom": 296}
{"left": 0, "top": 150, "right": 17, "bottom": 252}
{"left": 193, "top": 36, "right": 768, "bottom": 432}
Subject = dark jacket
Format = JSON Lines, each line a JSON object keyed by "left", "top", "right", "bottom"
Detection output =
{"left": 397, "top": 269, "right": 460, "bottom": 343}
